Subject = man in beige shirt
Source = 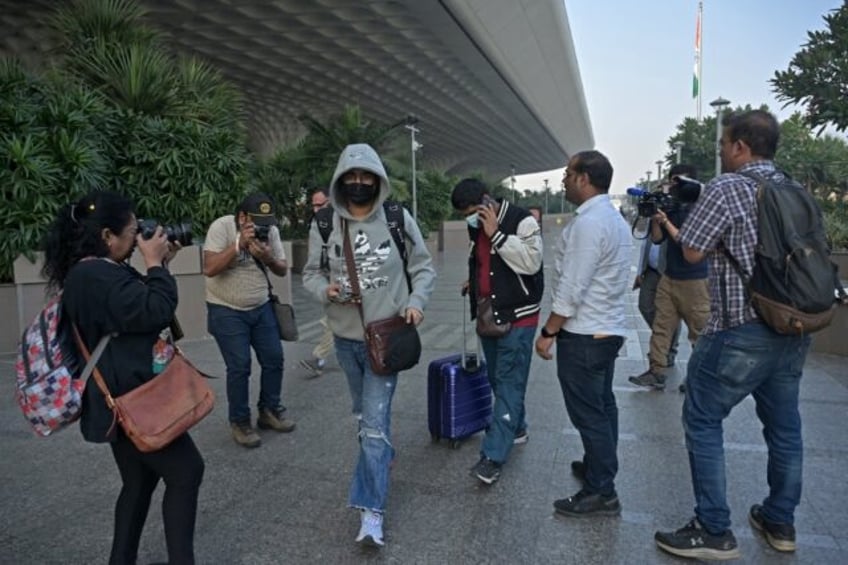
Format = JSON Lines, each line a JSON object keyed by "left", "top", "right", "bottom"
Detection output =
{"left": 204, "top": 192, "right": 295, "bottom": 448}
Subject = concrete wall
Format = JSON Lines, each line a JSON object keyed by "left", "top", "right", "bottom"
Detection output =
{"left": 2, "top": 243, "right": 292, "bottom": 354}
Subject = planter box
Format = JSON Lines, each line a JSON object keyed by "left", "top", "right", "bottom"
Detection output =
{"left": 441, "top": 220, "right": 468, "bottom": 253}
{"left": 0, "top": 284, "right": 18, "bottom": 353}
{"left": 289, "top": 239, "right": 309, "bottom": 274}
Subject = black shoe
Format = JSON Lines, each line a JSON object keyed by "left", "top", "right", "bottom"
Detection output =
{"left": 553, "top": 489, "right": 621, "bottom": 517}
{"left": 470, "top": 457, "right": 501, "bottom": 485}
{"left": 749, "top": 504, "right": 796, "bottom": 552}
{"left": 655, "top": 518, "right": 740, "bottom": 560}
{"left": 570, "top": 460, "right": 586, "bottom": 482}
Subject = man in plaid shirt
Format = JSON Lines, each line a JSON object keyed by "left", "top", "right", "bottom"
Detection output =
{"left": 655, "top": 110, "right": 812, "bottom": 560}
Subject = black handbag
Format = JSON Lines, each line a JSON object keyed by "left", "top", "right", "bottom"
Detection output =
{"left": 256, "top": 258, "right": 299, "bottom": 341}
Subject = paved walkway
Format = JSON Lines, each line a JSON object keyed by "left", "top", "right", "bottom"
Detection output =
{"left": 1, "top": 242, "right": 847, "bottom": 564}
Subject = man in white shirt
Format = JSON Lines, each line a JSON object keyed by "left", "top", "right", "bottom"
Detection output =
{"left": 535, "top": 150, "right": 632, "bottom": 517}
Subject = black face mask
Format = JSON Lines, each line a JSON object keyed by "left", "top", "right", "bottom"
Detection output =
{"left": 341, "top": 182, "right": 378, "bottom": 205}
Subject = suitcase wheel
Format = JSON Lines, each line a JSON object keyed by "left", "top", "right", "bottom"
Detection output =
{"left": 430, "top": 433, "right": 440, "bottom": 443}
{"left": 449, "top": 439, "right": 462, "bottom": 450}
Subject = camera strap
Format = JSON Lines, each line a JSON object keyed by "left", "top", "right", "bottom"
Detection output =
{"left": 253, "top": 256, "right": 277, "bottom": 302}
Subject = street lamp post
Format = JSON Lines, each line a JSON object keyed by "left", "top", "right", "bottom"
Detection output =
{"left": 645, "top": 170, "right": 652, "bottom": 187}
{"left": 543, "top": 179, "right": 549, "bottom": 214}
{"left": 673, "top": 140, "right": 685, "bottom": 164}
{"left": 656, "top": 160, "right": 663, "bottom": 182}
{"left": 560, "top": 184, "right": 565, "bottom": 213}
{"left": 404, "top": 115, "right": 421, "bottom": 221}
{"left": 709, "top": 97, "right": 730, "bottom": 177}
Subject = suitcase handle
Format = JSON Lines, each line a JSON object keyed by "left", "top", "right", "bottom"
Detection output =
{"left": 461, "top": 294, "right": 482, "bottom": 372}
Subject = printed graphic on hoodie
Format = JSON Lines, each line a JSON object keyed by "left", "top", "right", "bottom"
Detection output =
{"left": 338, "top": 230, "right": 392, "bottom": 295}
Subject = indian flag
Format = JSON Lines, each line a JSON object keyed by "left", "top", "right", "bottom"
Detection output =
{"left": 692, "top": 8, "right": 701, "bottom": 99}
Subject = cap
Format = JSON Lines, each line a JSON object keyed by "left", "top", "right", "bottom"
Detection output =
{"left": 241, "top": 192, "right": 278, "bottom": 226}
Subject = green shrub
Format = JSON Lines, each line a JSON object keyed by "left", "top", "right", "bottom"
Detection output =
{"left": 0, "top": 61, "right": 119, "bottom": 281}
{"left": 821, "top": 200, "right": 848, "bottom": 251}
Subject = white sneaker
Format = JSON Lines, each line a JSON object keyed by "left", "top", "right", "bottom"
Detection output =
{"left": 355, "top": 509, "right": 384, "bottom": 547}
{"left": 299, "top": 358, "right": 324, "bottom": 378}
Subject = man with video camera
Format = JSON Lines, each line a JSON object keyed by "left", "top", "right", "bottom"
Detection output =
{"left": 629, "top": 164, "right": 709, "bottom": 391}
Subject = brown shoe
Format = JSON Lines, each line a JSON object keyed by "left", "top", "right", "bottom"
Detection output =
{"left": 257, "top": 408, "right": 296, "bottom": 433}
{"left": 231, "top": 421, "right": 261, "bottom": 448}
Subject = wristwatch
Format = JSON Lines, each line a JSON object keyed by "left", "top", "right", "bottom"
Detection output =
{"left": 540, "top": 326, "right": 557, "bottom": 338}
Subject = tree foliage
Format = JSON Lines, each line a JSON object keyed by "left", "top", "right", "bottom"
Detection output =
{"left": 771, "top": 3, "right": 848, "bottom": 132}
{"left": 0, "top": 0, "right": 252, "bottom": 282}
{"left": 0, "top": 60, "right": 119, "bottom": 281}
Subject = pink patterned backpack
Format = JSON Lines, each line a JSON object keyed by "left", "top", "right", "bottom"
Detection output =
{"left": 14, "top": 293, "right": 109, "bottom": 436}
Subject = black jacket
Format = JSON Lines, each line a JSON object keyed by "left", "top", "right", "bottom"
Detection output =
{"left": 468, "top": 200, "right": 544, "bottom": 324}
{"left": 62, "top": 258, "right": 178, "bottom": 443}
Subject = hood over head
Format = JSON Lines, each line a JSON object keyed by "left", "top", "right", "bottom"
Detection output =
{"left": 329, "top": 143, "right": 391, "bottom": 220}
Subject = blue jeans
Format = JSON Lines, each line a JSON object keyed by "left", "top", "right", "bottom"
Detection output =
{"left": 335, "top": 337, "right": 397, "bottom": 513}
{"left": 556, "top": 331, "right": 624, "bottom": 496}
{"left": 479, "top": 326, "right": 535, "bottom": 463}
{"left": 207, "top": 302, "right": 284, "bottom": 423}
{"left": 683, "top": 321, "right": 810, "bottom": 533}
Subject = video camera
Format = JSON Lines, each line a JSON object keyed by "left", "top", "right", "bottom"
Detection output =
{"left": 137, "top": 219, "right": 193, "bottom": 246}
{"left": 626, "top": 176, "right": 702, "bottom": 218}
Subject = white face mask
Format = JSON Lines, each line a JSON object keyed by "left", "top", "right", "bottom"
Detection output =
{"left": 465, "top": 212, "right": 479, "bottom": 228}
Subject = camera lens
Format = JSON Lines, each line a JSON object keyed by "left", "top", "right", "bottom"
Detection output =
{"left": 166, "top": 222, "right": 193, "bottom": 246}
{"left": 136, "top": 219, "right": 193, "bottom": 246}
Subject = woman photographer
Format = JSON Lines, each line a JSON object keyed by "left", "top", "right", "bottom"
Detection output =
{"left": 42, "top": 190, "right": 204, "bottom": 565}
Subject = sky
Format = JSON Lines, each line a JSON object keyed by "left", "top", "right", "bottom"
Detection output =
{"left": 515, "top": 0, "right": 846, "bottom": 195}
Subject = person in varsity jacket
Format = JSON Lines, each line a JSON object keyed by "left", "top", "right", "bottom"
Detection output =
{"left": 451, "top": 178, "right": 544, "bottom": 486}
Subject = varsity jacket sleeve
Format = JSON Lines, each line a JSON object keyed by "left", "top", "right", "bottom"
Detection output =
{"left": 401, "top": 208, "right": 436, "bottom": 312}
{"left": 490, "top": 215, "right": 543, "bottom": 275}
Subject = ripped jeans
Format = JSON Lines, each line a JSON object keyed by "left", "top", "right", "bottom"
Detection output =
{"left": 335, "top": 337, "right": 397, "bottom": 512}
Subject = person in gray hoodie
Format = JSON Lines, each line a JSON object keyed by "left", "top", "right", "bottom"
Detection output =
{"left": 303, "top": 143, "right": 436, "bottom": 548}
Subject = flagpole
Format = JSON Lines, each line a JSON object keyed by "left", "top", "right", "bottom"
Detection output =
{"left": 695, "top": 1, "right": 703, "bottom": 120}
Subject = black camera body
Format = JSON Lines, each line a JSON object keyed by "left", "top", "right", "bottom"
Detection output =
{"left": 254, "top": 225, "right": 270, "bottom": 242}
{"left": 636, "top": 176, "right": 702, "bottom": 218}
{"left": 137, "top": 219, "right": 193, "bottom": 246}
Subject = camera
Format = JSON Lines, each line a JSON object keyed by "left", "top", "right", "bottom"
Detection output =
{"left": 254, "top": 225, "right": 270, "bottom": 242}
{"left": 137, "top": 219, "right": 193, "bottom": 246}
{"left": 627, "top": 176, "right": 702, "bottom": 218}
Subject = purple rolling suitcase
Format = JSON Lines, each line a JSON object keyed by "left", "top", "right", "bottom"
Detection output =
{"left": 427, "top": 302, "right": 492, "bottom": 448}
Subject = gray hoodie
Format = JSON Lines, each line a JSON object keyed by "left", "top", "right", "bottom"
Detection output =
{"left": 302, "top": 143, "right": 436, "bottom": 341}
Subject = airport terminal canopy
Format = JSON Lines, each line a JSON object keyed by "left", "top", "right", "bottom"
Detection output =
{"left": 1, "top": 0, "right": 593, "bottom": 177}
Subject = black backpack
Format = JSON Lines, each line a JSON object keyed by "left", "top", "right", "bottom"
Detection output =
{"left": 723, "top": 170, "right": 846, "bottom": 334}
{"left": 314, "top": 201, "right": 412, "bottom": 292}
